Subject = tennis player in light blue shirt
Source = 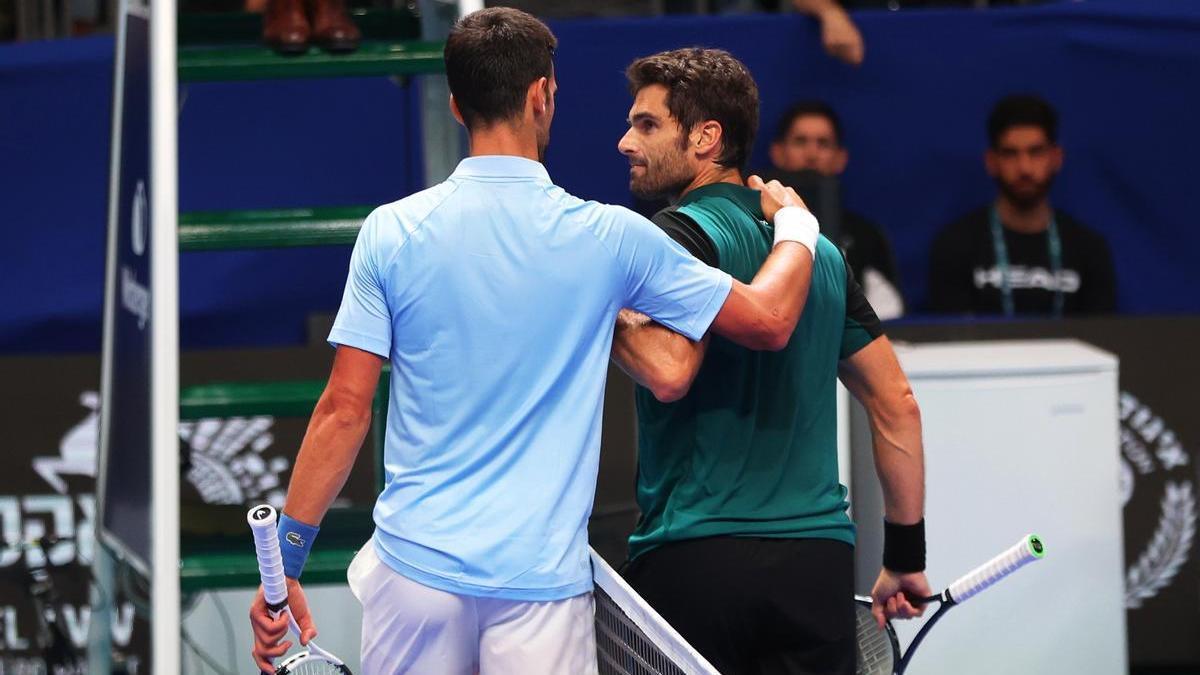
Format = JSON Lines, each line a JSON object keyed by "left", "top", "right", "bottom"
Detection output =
{"left": 330, "top": 153, "right": 733, "bottom": 602}
{"left": 249, "top": 8, "right": 819, "bottom": 675}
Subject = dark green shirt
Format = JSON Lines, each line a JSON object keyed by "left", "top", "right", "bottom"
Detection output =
{"left": 628, "top": 182, "right": 882, "bottom": 561}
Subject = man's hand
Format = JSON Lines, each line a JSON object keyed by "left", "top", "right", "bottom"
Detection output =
{"left": 747, "top": 175, "right": 807, "bottom": 224}
{"left": 818, "top": 5, "right": 864, "bottom": 66}
{"left": 791, "top": 0, "right": 865, "bottom": 65}
{"left": 748, "top": 175, "right": 819, "bottom": 255}
{"left": 870, "top": 568, "right": 933, "bottom": 630}
{"left": 249, "top": 578, "right": 317, "bottom": 672}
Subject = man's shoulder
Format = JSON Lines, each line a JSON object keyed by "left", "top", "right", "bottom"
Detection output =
{"left": 538, "top": 183, "right": 646, "bottom": 226}
{"left": 1053, "top": 209, "right": 1108, "bottom": 244}
{"left": 841, "top": 209, "right": 888, "bottom": 243}
{"left": 540, "top": 190, "right": 660, "bottom": 257}
{"left": 679, "top": 188, "right": 766, "bottom": 240}
{"left": 935, "top": 206, "right": 990, "bottom": 243}
{"left": 842, "top": 208, "right": 883, "bottom": 228}
{"left": 681, "top": 184, "right": 760, "bottom": 215}
{"left": 940, "top": 205, "right": 990, "bottom": 231}
{"left": 817, "top": 234, "right": 847, "bottom": 272}
{"left": 374, "top": 181, "right": 460, "bottom": 225}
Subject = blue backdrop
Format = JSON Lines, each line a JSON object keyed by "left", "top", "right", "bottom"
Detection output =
{"left": 2, "top": 0, "right": 1197, "bottom": 353}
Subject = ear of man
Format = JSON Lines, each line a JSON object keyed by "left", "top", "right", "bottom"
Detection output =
{"left": 527, "top": 76, "right": 550, "bottom": 117}
{"left": 691, "top": 120, "right": 724, "bottom": 158}
{"left": 449, "top": 94, "right": 465, "bottom": 127}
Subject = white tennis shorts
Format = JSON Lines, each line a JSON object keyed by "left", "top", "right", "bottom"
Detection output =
{"left": 347, "top": 542, "right": 598, "bottom": 675}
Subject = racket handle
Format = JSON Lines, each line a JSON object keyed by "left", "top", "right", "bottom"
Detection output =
{"left": 946, "top": 534, "right": 1045, "bottom": 604}
{"left": 247, "top": 505, "right": 289, "bottom": 608}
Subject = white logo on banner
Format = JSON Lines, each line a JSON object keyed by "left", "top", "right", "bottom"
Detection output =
{"left": 179, "top": 417, "right": 289, "bottom": 508}
{"left": 119, "top": 268, "right": 150, "bottom": 330}
{"left": 32, "top": 392, "right": 100, "bottom": 495}
{"left": 3, "top": 390, "right": 294, "bottom": 664}
{"left": 8, "top": 392, "right": 290, "bottom": 572}
{"left": 130, "top": 180, "right": 147, "bottom": 257}
{"left": 120, "top": 179, "right": 151, "bottom": 330}
{"left": 1120, "top": 391, "right": 1197, "bottom": 609}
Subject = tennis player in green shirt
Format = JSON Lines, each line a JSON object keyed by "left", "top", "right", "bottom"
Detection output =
{"left": 611, "top": 48, "right": 931, "bottom": 674}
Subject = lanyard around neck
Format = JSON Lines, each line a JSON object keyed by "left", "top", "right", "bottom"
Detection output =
{"left": 989, "top": 207, "right": 1063, "bottom": 318}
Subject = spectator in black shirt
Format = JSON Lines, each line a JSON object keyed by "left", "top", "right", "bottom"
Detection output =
{"left": 763, "top": 101, "right": 905, "bottom": 318}
{"left": 929, "top": 95, "right": 1116, "bottom": 316}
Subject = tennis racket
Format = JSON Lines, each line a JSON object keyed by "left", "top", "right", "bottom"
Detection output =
{"left": 855, "top": 533, "right": 1046, "bottom": 675}
{"left": 248, "top": 504, "right": 352, "bottom": 675}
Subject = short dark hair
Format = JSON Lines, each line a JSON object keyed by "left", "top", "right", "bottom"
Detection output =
{"left": 987, "top": 94, "right": 1058, "bottom": 147}
{"left": 773, "top": 100, "right": 843, "bottom": 146}
{"left": 625, "top": 48, "right": 759, "bottom": 171}
{"left": 444, "top": 8, "right": 557, "bottom": 129}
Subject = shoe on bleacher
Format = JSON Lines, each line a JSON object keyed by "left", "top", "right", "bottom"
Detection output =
{"left": 310, "top": 0, "right": 361, "bottom": 54}
{"left": 264, "top": 0, "right": 310, "bottom": 55}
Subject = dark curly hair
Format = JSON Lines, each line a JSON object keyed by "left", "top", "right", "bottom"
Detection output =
{"left": 626, "top": 48, "right": 760, "bottom": 171}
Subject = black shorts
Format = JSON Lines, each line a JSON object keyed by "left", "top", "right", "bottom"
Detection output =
{"left": 621, "top": 536, "right": 856, "bottom": 675}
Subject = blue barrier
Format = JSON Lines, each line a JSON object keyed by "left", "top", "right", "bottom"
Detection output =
{"left": 2, "top": 0, "right": 1196, "bottom": 353}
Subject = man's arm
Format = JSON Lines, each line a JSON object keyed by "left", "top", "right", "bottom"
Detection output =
{"left": 611, "top": 178, "right": 813, "bottom": 396}
{"left": 710, "top": 176, "right": 817, "bottom": 352}
{"left": 610, "top": 239, "right": 808, "bottom": 395}
{"left": 838, "top": 336, "right": 930, "bottom": 627}
{"left": 612, "top": 309, "right": 708, "bottom": 402}
{"left": 250, "top": 345, "right": 384, "bottom": 672}
{"left": 282, "top": 345, "right": 384, "bottom": 523}
{"left": 838, "top": 336, "right": 923, "bottom": 524}
{"left": 713, "top": 244, "right": 814, "bottom": 351}
{"left": 791, "top": 0, "right": 864, "bottom": 66}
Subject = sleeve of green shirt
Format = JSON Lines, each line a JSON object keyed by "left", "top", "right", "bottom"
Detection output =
{"left": 651, "top": 207, "right": 719, "bottom": 268}
{"left": 841, "top": 250, "right": 884, "bottom": 359}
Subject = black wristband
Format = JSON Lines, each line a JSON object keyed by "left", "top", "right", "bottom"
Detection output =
{"left": 883, "top": 519, "right": 926, "bottom": 573}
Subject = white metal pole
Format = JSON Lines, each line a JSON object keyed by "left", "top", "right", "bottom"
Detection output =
{"left": 149, "top": 0, "right": 180, "bottom": 672}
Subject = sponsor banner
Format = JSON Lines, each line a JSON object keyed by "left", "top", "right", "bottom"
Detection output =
{"left": 100, "top": 5, "right": 153, "bottom": 573}
{"left": 0, "top": 347, "right": 375, "bottom": 669}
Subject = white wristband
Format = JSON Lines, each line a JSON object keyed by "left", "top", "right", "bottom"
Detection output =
{"left": 773, "top": 206, "right": 820, "bottom": 257}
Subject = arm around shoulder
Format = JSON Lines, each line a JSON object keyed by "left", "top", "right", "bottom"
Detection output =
{"left": 612, "top": 309, "right": 708, "bottom": 402}
{"left": 709, "top": 186, "right": 821, "bottom": 351}
{"left": 711, "top": 241, "right": 814, "bottom": 351}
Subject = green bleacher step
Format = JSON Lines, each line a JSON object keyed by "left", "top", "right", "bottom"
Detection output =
{"left": 180, "top": 507, "right": 374, "bottom": 592}
{"left": 180, "top": 368, "right": 388, "bottom": 420}
{"left": 180, "top": 380, "right": 327, "bottom": 419}
{"left": 181, "top": 546, "right": 357, "bottom": 591}
{"left": 179, "top": 205, "right": 371, "bottom": 250}
{"left": 178, "top": 39, "right": 445, "bottom": 82}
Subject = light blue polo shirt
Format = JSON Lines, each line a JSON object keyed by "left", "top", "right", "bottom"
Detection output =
{"left": 328, "top": 155, "right": 732, "bottom": 601}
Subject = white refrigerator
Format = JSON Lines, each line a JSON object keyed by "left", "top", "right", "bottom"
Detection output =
{"left": 850, "top": 339, "right": 1127, "bottom": 675}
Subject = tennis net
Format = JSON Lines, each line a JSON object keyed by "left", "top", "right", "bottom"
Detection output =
{"left": 590, "top": 548, "right": 720, "bottom": 675}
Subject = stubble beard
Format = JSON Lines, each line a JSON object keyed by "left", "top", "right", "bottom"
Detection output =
{"left": 999, "top": 179, "right": 1051, "bottom": 211}
{"left": 630, "top": 153, "right": 694, "bottom": 202}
